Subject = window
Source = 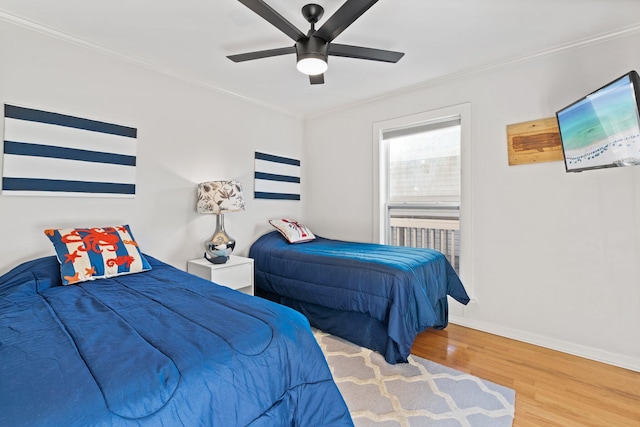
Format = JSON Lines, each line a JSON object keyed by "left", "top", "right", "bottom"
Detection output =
{"left": 385, "top": 119, "right": 461, "bottom": 271}
{"left": 373, "top": 104, "right": 471, "bottom": 280}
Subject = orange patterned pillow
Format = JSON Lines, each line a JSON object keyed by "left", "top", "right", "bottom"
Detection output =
{"left": 44, "top": 224, "right": 151, "bottom": 285}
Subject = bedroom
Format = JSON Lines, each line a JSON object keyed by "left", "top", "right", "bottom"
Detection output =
{"left": 0, "top": 0, "right": 639, "bottom": 425}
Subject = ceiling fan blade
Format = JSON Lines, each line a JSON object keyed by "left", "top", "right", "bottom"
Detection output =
{"left": 227, "top": 46, "right": 296, "bottom": 62}
{"left": 314, "top": 0, "right": 379, "bottom": 43}
{"left": 309, "top": 74, "right": 325, "bottom": 85}
{"left": 238, "top": 0, "right": 306, "bottom": 41}
{"left": 329, "top": 43, "right": 404, "bottom": 63}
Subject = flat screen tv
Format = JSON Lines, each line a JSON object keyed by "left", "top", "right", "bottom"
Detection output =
{"left": 556, "top": 70, "right": 640, "bottom": 172}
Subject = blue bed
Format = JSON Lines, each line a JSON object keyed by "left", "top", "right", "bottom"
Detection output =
{"left": 0, "top": 254, "right": 353, "bottom": 427}
{"left": 250, "top": 231, "right": 470, "bottom": 364}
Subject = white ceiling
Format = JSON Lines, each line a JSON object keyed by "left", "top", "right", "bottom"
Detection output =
{"left": 1, "top": 0, "right": 640, "bottom": 117}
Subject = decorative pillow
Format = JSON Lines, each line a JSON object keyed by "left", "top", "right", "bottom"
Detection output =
{"left": 269, "top": 219, "right": 316, "bottom": 243}
{"left": 44, "top": 224, "right": 151, "bottom": 285}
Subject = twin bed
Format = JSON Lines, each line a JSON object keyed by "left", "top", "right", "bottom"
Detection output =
{"left": 0, "top": 254, "right": 352, "bottom": 426}
{"left": 250, "top": 230, "right": 470, "bottom": 364}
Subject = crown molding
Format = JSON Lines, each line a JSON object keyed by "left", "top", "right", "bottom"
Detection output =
{"left": 307, "top": 22, "right": 640, "bottom": 119}
{"left": 0, "top": 9, "right": 302, "bottom": 119}
{"left": 2, "top": 9, "right": 640, "bottom": 121}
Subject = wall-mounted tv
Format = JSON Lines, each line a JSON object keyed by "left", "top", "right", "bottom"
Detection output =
{"left": 556, "top": 70, "right": 640, "bottom": 172}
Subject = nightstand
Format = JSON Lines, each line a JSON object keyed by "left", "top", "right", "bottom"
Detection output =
{"left": 187, "top": 255, "right": 254, "bottom": 295}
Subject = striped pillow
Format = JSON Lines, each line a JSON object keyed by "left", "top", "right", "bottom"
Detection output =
{"left": 44, "top": 224, "right": 151, "bottom": 285}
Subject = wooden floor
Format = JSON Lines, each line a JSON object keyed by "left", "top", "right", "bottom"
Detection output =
{"left": 411, "top": 324, "right": 640, "bottom": 427}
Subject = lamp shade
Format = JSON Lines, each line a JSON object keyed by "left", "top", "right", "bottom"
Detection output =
{"left": 197, "top": 181, "right": 245, "bottom": 214}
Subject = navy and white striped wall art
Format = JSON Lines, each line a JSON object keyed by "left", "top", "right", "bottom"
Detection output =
{"left": 254, "top": 151, "right": 300, "bottom": 200}
{"left": 2, "top": 104, "right": 138, "bottom": 197}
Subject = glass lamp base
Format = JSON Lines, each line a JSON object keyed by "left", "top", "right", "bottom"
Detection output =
{"left": 204, "top": 214, "right": 235, "bottom": 264}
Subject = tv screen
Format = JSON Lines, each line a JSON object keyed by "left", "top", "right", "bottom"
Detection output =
{"left": 556, "top": 70, "right": 640, "bottom": 172}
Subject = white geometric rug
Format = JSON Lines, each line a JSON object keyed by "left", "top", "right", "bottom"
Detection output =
{"left": 315, "top": 329, "right": 515, "bottom": 427}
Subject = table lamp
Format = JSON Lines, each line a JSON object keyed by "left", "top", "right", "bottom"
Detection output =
{"left": 196, "top": 180, "right": 245, "bottom": 264}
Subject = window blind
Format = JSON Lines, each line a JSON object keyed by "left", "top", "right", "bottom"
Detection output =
{"left": 386, "top": 118, "right": 461, "bottom": 205}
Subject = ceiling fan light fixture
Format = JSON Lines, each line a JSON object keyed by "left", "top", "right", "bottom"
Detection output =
{"left": 295, "top": 36, "right": 329, "bottom": 76}
{"left": 296, "top": 54, "right": 328, "bottom": 75}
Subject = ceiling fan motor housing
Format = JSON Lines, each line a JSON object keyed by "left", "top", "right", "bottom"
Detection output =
{"left": 296, "top": 36, "right": 328, "bottom": 60}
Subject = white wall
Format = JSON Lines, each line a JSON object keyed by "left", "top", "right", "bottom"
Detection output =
{"left": 304, "top": 33, "right": 640, "bottom": 371}
{"left": 0, "top": 20, "right": 304, "bottom": 274}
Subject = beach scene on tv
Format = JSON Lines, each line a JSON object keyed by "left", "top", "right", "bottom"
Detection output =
{"left": 557, "top": 74, "right": 640, "bottom": 171}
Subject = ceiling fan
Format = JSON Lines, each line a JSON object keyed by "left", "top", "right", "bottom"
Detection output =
{"left": 227, "top": 0, "right": 404, "bottom": 85}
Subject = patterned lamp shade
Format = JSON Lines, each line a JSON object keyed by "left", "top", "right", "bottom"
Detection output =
{"left": 197, "top": 181, "right": 245, "bottom": 214}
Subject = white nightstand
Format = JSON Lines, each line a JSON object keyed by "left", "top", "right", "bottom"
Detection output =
{"left": 187, "top": 255, "right": 254, "bottom": 296}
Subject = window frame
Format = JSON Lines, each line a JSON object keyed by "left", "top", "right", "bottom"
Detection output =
{"left": 372, "top": 103, "right": 472, "bottom": 288}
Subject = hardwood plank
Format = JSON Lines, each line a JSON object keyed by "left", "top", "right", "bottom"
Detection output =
{"left": 411, "top": 324, "right": 640, "bottom": 426}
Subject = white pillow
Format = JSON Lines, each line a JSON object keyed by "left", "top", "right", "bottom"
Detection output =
{"left": 269, "top": 219, "right": 316, "bottom": 243}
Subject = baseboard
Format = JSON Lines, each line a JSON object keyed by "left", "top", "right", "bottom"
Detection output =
{"left": 449, "top": 315, "right": 640, "bottom": 373}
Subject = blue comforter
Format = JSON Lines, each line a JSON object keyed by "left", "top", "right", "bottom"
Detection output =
{"left": 250, "top": 231, "right": 470, "bottom": 363}
{"left": 0, "top": 255, "right": 352, "bottom": 426}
